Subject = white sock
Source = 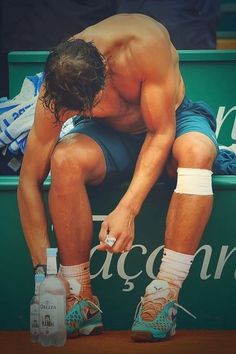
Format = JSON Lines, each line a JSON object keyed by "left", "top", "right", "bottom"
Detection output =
{"left": 157, "top": 248, "right": 194, "bottom": 288}
{"left": 60, "top": 261, "right": 92, "bottom": 296}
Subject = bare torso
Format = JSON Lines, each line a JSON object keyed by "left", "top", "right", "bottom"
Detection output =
{"left": 18, "top": 14, "right": 186, "bottom": 265}
{"left": 74, "top": 14, "right": 185, "bottom": 134}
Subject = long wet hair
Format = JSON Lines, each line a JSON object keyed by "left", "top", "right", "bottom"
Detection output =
{"left": 41, "top": 38, "right": 106, "bottom": 124}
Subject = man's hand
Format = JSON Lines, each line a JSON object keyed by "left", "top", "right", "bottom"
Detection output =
{"left": 97, "top": 205, "right": 135, "bottom": 253}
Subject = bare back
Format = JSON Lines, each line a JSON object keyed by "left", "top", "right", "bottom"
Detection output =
{"left": 75, "top": 14, "right": 185, "bottom": 133}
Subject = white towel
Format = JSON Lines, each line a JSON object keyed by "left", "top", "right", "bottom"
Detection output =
{"left": 0, "top": 71, "right": 75, "bottom": 155}
{"left": 0, "top": 73, "right": 43, "bottom": 153}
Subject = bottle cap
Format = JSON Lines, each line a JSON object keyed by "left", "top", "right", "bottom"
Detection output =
{"left": 34, "top": 273, "right": 45, "bottom": 283}
{"left": 46, "top": 248, "right": 58, "bottom": 257}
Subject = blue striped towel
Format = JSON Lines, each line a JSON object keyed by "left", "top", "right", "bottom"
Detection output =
{"left": 0, "top": 72, "right": 74, "bottom": 155}
{"left": 0, "top": 72, "right": 44, "bottom": 153}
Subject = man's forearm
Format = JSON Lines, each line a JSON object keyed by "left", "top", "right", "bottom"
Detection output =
{"left": 119, "top": 131, "right": 174, "bottom": 215}
{"left": 17, "top": 181, "right": 50, "bottom": 267}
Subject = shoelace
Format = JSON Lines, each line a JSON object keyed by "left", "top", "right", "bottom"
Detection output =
{"left": 68, "top": 294, "right": 103, "bottom": 314}
{"left": 134, "top": 290, "right": 196, "bottom": 321}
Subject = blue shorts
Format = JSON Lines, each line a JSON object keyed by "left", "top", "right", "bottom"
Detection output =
{"left": 68, "top": 96, "right": 218, "bottom": 181}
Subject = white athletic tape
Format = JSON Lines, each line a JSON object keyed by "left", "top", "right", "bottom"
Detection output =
{"left": 104, "top": 235, "right": 116, "bottom": 247}
{"left": 174, "top": 168, "right": 213, "bottom": 195}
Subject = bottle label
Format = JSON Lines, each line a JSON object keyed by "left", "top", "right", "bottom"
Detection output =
{"left": 40, "top": 293, "right": 62, "bottom": 336}
{"left": 30, "top": 303, "right": 39, "bottom": 336}
{"left": 47, "top": 256, "right": 57, "bottom": 275}
{"left": 35, "top": 282, "right": 41, "bottom": 295}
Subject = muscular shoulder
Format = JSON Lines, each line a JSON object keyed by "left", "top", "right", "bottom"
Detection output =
{"left": 128, "top": 22, "right": 175, "bottom": 82}
{"left": 79, "top": 13, "right": 171, "bottom": 56}
{"left": 77, "top": 14, "right": 177, "bottom": 82}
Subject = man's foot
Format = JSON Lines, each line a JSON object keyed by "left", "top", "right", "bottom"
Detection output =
{"left": 131, "top": 279, "right": 178, "bottom": 342}
{"left": 65, "top": 294, "right": 103, "bottom": 338}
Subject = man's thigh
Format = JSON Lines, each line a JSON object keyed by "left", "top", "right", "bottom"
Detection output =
{"left": 167, "top": 97, "right": 219, "bottom": 176}
{"left": 66, "top": 118, "right": 146, "bottom": 183}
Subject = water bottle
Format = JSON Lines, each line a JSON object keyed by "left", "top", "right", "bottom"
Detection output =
{"left": 30, "top": 273, "right": 45, "bottom": 343}
{"left": 39, "top": 248, "right": 66, "bottom": 347}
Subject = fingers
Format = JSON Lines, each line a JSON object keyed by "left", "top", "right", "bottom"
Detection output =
{"left": 97, "top": 215, "right": 134, "bottom": 253}
{"left": 97, "top": 232, "right": 133, "bottom": 254}
{"left": 98, "top": 220, "right": 109, "bottom": 244}
{"left": 96, "top": 242, "right": 108, "bottom": 251}
{"left": 97, "top": 233, "right": 117, "bottom": 251}
{"left": 123, "top": 239, "right": 133, "bottom": 253}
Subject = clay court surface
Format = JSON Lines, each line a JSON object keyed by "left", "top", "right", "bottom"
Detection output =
{"left": 0, "top": 330, "right": 236, "bottom": 354}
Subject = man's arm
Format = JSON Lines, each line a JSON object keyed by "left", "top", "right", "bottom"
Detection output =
{"left": 99, "top": 35, "right": 177, "bottom": 252}
{"left": 17, "top": 92, "right": 62, "bottom": 267}
{"left": 119, "top": 77, "right": 176, "bottom": 215}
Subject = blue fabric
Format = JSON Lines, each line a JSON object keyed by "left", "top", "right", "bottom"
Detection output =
{"left": 0, "top": 72, "right": 44, "bottom": 154}
{"left": 68, "top": 118, "right": 145, "bottom": 182}
{"left": 175, "top": 96, "right": 218, "bottom": 150}
{"left": 0, "top": 103, "right": 18, "bottom": 116}
{"left": 0, "top": 73, "right": 44, "bottom": 175}
{"left": 27, "top": 73, "right": 44, "bottom": 96}
{"left": 66, "top": 95, "right": 220, "bottom": 181}
{"left": 213, "top": 149, "right": 236, "bottom": 175}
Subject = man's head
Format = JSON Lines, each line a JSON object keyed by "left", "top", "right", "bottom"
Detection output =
{"left": 42, "top": 38, "right": 106, "bottom": 124}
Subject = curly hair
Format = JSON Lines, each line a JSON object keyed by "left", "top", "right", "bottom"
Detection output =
{"left": 41, "top": 38, "right": 106, "bottom": 124}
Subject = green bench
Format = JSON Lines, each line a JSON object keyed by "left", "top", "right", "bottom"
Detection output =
{"left": 0, "top": 50, "right": 236, "bottom": 331}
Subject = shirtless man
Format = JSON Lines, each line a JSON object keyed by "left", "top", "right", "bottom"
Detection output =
{"left": 17, "top": 14, "right": 218, "bottom": 341}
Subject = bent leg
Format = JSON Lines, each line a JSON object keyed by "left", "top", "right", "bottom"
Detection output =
{"left": 49, "top": 123, "right": 143, "bottom": 337}
{"left": 165, "top": 132, "right": 217, "bottom": 254}
{"left": 132, "top": 132, "right": 217, "bottom": 342}
{"left": 49, "top": 133, "right": 111, "bottom": 337}
{"left": 49, "top": 133, "right": 106, "bottom": 266}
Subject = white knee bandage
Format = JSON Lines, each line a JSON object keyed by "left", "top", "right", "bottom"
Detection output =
{"left": 174, "top": 168, "right": 213, "bottom": 195}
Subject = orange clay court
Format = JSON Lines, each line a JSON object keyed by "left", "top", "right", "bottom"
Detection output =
{"left": 0, "top": 330, "right": 236, "bottom": 354}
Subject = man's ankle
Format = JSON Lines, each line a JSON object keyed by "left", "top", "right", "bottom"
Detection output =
{"left": 78, "top": 290, "right": 94, "bottom": 300}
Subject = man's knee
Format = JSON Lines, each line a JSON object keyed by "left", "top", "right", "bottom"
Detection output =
{"left": 51, "top": 142, "right": 89, "bottom": 182}
{"left": 172, "top": 133, "right": 217, "bottom": 170}
{"left": 50, "top": 136, "right": 106, "bottom": 185}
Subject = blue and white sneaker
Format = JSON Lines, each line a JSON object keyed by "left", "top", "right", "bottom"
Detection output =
{"left": 65, "top": 295, "right": 103, "bottom": 338}
{"left": 131, "top": 279, "right": 196, "bottom": 342}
